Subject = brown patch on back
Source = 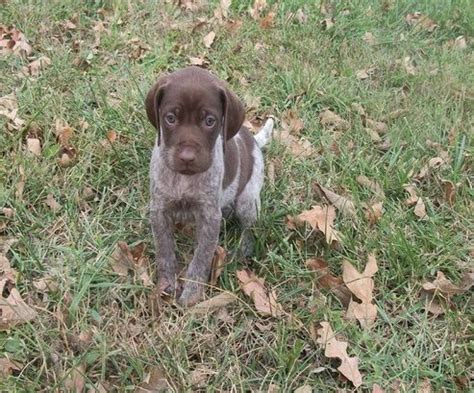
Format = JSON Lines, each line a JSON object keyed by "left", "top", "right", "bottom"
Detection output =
{"left": 223, "top": 138, "right": 239, "bottom": 189}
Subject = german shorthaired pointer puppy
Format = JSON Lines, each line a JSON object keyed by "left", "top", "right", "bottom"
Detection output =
{"left": 145, "top": 66, "right": 273, "bottom": 306}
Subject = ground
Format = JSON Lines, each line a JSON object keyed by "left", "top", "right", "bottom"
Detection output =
{"left": 0, "top": 0, "right": 473, "bottom": 391}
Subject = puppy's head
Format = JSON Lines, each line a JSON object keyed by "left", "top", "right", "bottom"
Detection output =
{"left": 145, "top": 67, "right": 245, "bottom": 175}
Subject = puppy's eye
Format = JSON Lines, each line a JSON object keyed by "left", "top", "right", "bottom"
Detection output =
{"left": 164, "top": 113, "right": 176, "bottom": 125}
{"left": 205, "top": 115, "right": 216, "bottom": 127}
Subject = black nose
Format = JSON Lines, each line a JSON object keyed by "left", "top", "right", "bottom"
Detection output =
{"left": 178, "top": 146, "right": 196, "bottom": 163}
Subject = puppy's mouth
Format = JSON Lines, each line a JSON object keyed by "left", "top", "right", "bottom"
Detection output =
{"left": 178, "top": 168, "right": 198, "bottom": 175}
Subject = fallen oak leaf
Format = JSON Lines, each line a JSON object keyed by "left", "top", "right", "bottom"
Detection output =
{"left": 0, "top": 285, "right": 37, "bottom": 330}
{"left": 110, "top": 241, "right": 153, "bottom": 287}
{"left": 306, "top": 258, "right": 352, "bottom": 306}
{"left": 45, "top": 194, "right": 61, "bottom": 212}
{"left": 21, "top": 56, "right": 51, "bottom": 77}
{"left": 277, "top": 129, "right": 316, "bottom": 158}
{"left": 365, "top": 201, "right": 383, "bottom": 224}
{"left": 26, "top": 138, "right": 41, "bottom": 156}
{"left": 357, "top": 175, "right": 385, "bottom": 200}
{"left": 210, "top": 246, "right": 226, "bottom": 286}
{"left": 316, "top": 322, "right": 363, "bottom": 387}
{"left": 441, "top": 180, "right": 456, "bottom": 206}
{"left": 314, "top": 183, "right": 356, "bottom": 217}
{"left": 422, "top": 271, "right": 465, "bottom": 297}
{"left": 0, "top": 358, "right": 22, "bottom": 377}
{"left": 342, "top": 254, "right": 378, "bottom": 303}
{"left": 0, "top": 93, "right": 25, "bottom": 131}
{"left": 136, "top": 366, "right": 170, "bottom": 392}
{"left": 203, "top": 31, "right": 216, "bottom": 48}
{"left": 189, "top": 292, "right": 236, "bottom": 315}
{"left": 236, "top": 269, "right": 283, "bottom": 317}
{"left": 319, "top": 109, "right": 349, "bottom": 131}
{"left": 415, "top": 154, "right": 449, "bottom": 180}
{"left": 296, "top": 205, "right": 341, "bottom": 245}
{"left": 413, "top": 197, "right": 427, "bottom": 219}
{"left": 346, "top": 298, "right": 377, "bottom": 329}
{"left": 63, "top": 363, "right": 86, "bottom": 393}
{"left": 405, "top": 12, "right": 438, "bottom": 32}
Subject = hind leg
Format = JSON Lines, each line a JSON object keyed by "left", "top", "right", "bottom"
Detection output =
{"left": 235, "top": 193, "right": 260, "bottom": 258}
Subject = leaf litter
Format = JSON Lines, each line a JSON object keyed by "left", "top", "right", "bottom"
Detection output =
{"left": 294, "top": 205, "right": 342, "bottom": 246}
{"left": 343, "top": 254, "right": 378, "bottom": 328}
{"left": 236, "top": 269, "right": 283, "bottom": 317}
{"left": 316, "top": 322, "right": 363, "bottom": 387}
{"left": 0, "top": 239, "right": 37, "bottom": 330}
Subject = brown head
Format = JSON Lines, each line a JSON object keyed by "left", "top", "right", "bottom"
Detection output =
{"left": 145, "top": 67, "right": 245, "bottom": 175}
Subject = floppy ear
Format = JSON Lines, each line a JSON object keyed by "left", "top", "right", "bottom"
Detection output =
{"left": 145, "top": 77, "right": 168, "bottom": 145}
{"left": 219, "top": 85, "right": 245, "bottom": 143}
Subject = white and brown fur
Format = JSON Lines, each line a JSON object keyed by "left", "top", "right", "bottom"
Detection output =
{"left": 146, "top": 67, "right": 273, "bottom": 306}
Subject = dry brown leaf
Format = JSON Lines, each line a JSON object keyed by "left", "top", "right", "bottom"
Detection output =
{"left": 110, "top": 242, "right": 153, "bottom": 287}
{"left": 422, "top": 271, "right": 465, "bottom": 297}
{"left": 260, "top": 11, "right": 276, "bottom": 29}
{"left": 346, "top": 298, "right": 377, "bottom": 329}
{"left": 356, "top": 67, "right": 375, "bottom": 80}
{"left": 320, "top": 17, "right": 335, "bottom": 30}
{"left": 365, "top": 201, "right": 383, "bottom": 224}
{"left": 422, "top": 291, "right": 447, "bottom": 316}
{"left": 414, "top": 197, "right": 427, "bottom": 219}
{"left": 281, "top": 109, "right": 304, "bottom": 135}
{"left": 453, "top": 35, "right": 467, "bottom": 49}
{"left": 188, "top": 55, "right": 208, "bottom": 66}
{"left": 249, "top": 0, "right": 267, "bottom": 20}
{"left": 26, "top": 138, "right": 41, "bottom": 156}
{"left": 405, "top": 12, "right": 438, "bottom": 32}
{"left": 404, "top": 184, "right": 419, "bottom": 206}
{"left": 417, "top": 378, "right": 433, "bottom": 393}
{"left": 277, "top": 129, "right": 316, "bottom": 158}
{"left": 0, "top": 26, "right": 32, "bottom": 57}
{"left": 189, "top": 292, "right": 236, "bottom": 315}
{"left": 357, "top": 175, "right": 385, "bottom": 200}
{"left": 296, "top": 205, "right": 341, "bottom": 245}
{"left": 127, "top": 38, "right": 150, "bottom": 60}
{"left": 210, "top": 246, "right": 226, "bottom": 286}
{"left": 236, "top": 269, "right": 282, "bottom": 317}
{"left": 2, "top": 208, "right": 14, "bottom": 218}
{"left": 0, "top": 93, "right": 25, "bottom": 131}
{"left": 45, "top": 194, "right": 61, "bottom": 212}
{"left": 294, "top": 385, "right": 312, "bottom": 393}
{"left": 372, "top": 383, "right": 385, "bottom": 393}
{"left": 402, "top": 56, "right": 416, "bottom": 75}
{"left": 203, "top": 31, "right": 216, "bottom": 48}
{"left": 315, "top": 183, "right": 356, "bottom": 217}
{"left": 294, "top": 8, "right": 308, "bottom": 24}
{"left": 64, "top": 363, "right": 86, "bottom": 392}
{"left": 0, "top": 358, "right": 22, "bottom": 377}
{"left": 441, "top": 180, "right": 456, "bottom": 206}
{"left": 364, "top": 117, "right": 388, "bottom": 134}
{"left": 135, "top": 365, "right": 170, "bottom": 392}
{"left": 363, "top": 32, "right": 376, "bottom": 45}
{"left": 21, "top": 56, "right": 51, "bottom": 77}
{"left": 342, "top": 254, "right": 378, "bottom": 303}
{"left": 0, "top": 285, "right": 37, "bottom": 330}
{"left": 415, "top": 154, "right": 449, "bottom": 180}
{"left": 316, "top": 322, "right": 363, "bottom": 387}
{"left": 319, "top": 109, "right": 349, "bottom": 131}
{"left": 306, "top": 258, "right": 352, "bottom": 306}
{"left": 213, "top": 0, "right": 232, "bottom": 23}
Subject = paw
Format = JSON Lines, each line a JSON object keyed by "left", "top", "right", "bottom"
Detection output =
{"left": 157, "top": 275, "right": 177, "bottom": 297}
{"left": 177, "top": 281, "right": 205, "bottom": 307}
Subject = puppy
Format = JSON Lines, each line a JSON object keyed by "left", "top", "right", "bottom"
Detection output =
{"left": 145, "top": 66, "right": 273, "bottom": 306}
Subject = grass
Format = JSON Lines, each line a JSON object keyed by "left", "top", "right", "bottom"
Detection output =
{"left": 1, "top": 0, "right": 473, "bottom": 391}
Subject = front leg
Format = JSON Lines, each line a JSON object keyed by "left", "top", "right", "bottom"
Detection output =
{"left": 178, "top": 206, "right": 221, "bottom": 306}
{"left": 151, "top": 208, "right": 178, "bottom": 296}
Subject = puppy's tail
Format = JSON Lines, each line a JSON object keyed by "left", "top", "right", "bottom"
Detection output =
{"left": 254, "top": 118, "right": 274, "bottom": 148}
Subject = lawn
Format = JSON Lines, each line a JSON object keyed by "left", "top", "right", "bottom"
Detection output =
{"left": 0, "top": 0, "right": 472, "bottom": 391}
